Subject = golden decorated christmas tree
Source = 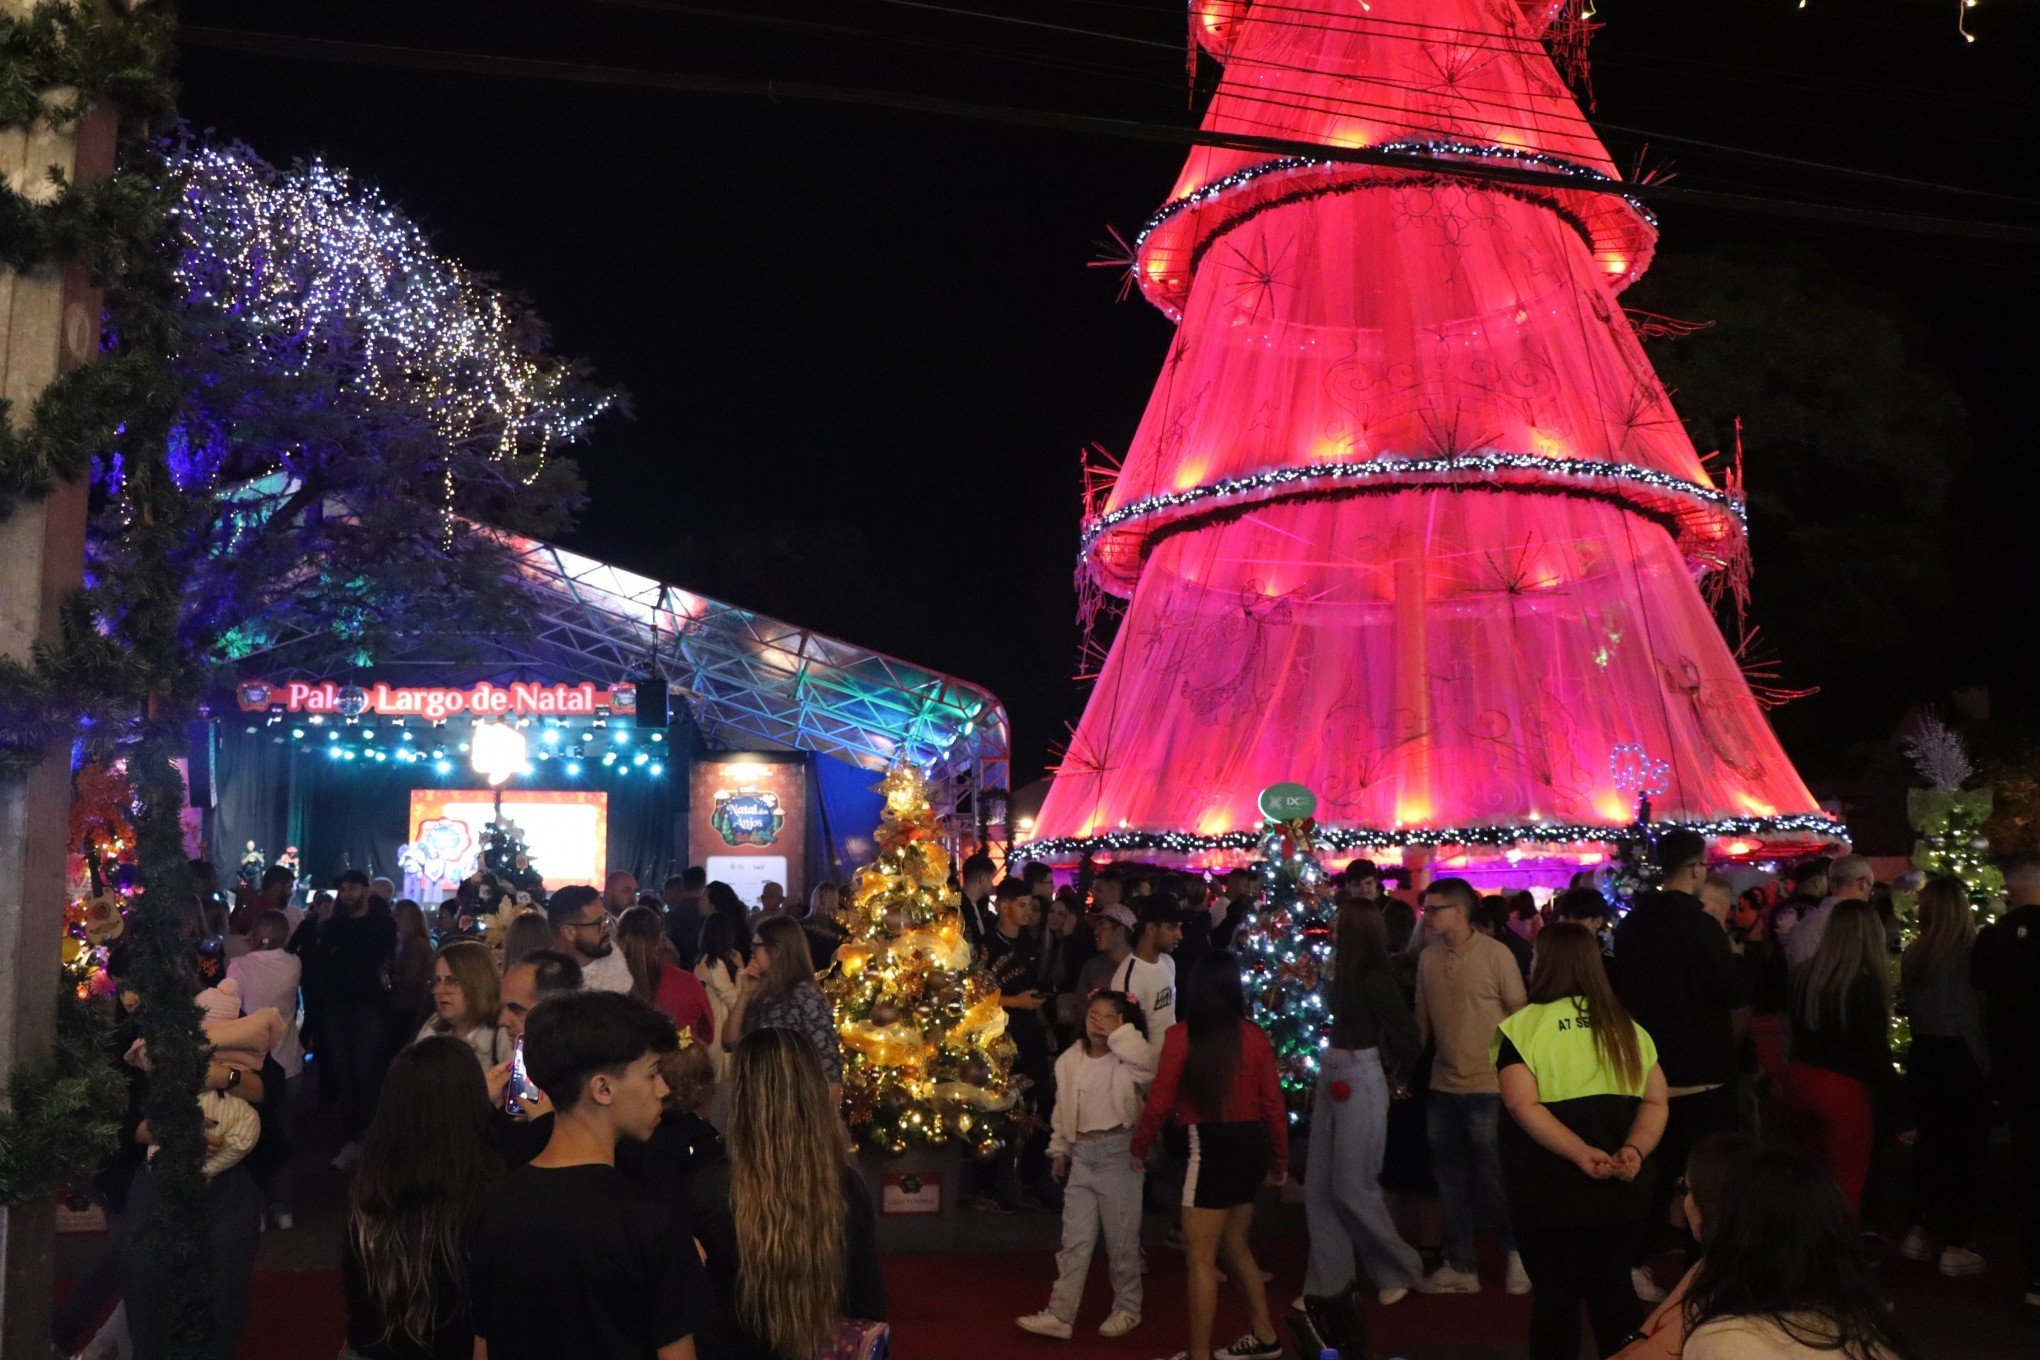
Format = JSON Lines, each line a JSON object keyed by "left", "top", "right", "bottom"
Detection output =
{"left": 826, "top": 765, "right": 1018, "bottom": 1157}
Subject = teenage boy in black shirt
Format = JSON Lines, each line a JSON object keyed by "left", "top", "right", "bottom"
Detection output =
{"left": 474, "top": 990, "right": 706, "bottom": 1360}
{"left": 986, "top": 877, "right": 1058, "bottom": 1208}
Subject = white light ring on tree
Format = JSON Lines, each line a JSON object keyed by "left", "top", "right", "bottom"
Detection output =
{"left": 1011, "top": 811, "right": 1848, "bottom": 864}
{"left": 1078, "top": 452, "right": 1746, "bottom": 597}
{"left": 1132, "top": 143, "right": 1658, "bottom": 318}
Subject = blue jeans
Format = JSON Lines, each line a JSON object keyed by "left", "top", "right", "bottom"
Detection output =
{"left": 1426, "top": 1090, "right": 1513, "bottom": 1272}
{"left": 1304, "top": 1049, "right": 1425, "bottom": 1295}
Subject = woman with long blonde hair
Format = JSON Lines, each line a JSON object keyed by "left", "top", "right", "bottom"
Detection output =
{"left": 686, "top": 1027, "right": 887, "bottom": 1360}
{"left": 1785, "top": 899, "right": 1906, "bottom": 1218}
{"left": 1498, "top": 923, "right": 1668, "bottom": 1360}
{"left": 1895, "top": 876, "right": 1989, "bottom": 1274}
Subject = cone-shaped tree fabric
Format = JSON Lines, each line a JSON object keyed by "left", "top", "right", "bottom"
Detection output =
{"left": 1029, "top": 0, "right": 1835, "bottom": 862}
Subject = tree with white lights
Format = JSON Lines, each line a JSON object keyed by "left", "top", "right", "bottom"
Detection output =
{"left": 92, "top": 139, "right": 617, "bottom": 677}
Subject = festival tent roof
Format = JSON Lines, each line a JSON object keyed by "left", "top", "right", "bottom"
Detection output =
{"left": 226, "top": 529, "right": 1011, "bottom": 815}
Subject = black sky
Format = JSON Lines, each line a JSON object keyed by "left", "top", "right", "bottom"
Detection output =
{"left": 176, "top": 0, "right": 2040, "bottom": 787}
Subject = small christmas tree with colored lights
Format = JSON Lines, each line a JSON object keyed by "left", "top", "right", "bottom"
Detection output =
{"left": 825, "top": 765, "right": 1019, "bottom": 1157}
{"left": 1234, "top": 783, "right": 1332, "bottom": 1115}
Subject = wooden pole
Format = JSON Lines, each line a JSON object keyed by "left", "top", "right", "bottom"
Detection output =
{"left": 0, "top": 33, "right": 118, "bottom": 1351}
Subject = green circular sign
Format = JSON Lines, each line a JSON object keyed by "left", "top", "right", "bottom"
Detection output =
{"left": 1258, "top": 782, "right": 1317, "bottom": 821}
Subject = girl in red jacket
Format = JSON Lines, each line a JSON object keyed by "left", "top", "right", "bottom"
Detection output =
{"left": 1132, "top": 951, "right": 1289, "bottom": 1360}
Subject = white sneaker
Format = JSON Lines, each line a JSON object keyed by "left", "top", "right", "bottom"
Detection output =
{"left": 1016, "top": 1311, "right": 1073, "bottom": 1340}
{"left": 271, "top": 1211, "right": 294, "bottom": 1231}
{"left": 1378, "top": 1286, "right": 1409, "bottom": 1306}
{"left": 1506, "top": 1251, "right": 1531, "bottom": 1296}
{"left": 1098, "top": 1310, "right": 1141, "bottom": 1338}
{"left": 1896, "top": 1227, "right": 1932, "bottom": 1263}
{"left": 1417, "top": 1263, "right": 1481, "bottom": 1294}
{"left": 1938, "top": 1245, "right": 1987, "bottom": 1277}
{"left": 1630, "top": 1265, "right": 1666, "bottom": 1303}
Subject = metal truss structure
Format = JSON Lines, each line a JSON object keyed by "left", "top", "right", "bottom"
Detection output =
{"left": 232, "top": 529, "right": 1011, "bottom": 821}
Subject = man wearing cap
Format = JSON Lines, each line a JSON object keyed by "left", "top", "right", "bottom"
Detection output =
{"left": 1079, "top": 903, "right": 1133, "bottom": 1011}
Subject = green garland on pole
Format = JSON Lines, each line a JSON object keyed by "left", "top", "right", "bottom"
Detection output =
{"left": 0, "top": 986, "right": 127, "bottom": 1203}
{"left": 1, "top": 4, "right": 215, "bottom": 1355}
{"left": 0, "top": 1, "right": 175, "bottom": 130}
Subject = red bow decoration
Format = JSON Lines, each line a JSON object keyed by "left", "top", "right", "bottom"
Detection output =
{"left": 1328, "top": 1079, "right": 1352, "bottom": 1103}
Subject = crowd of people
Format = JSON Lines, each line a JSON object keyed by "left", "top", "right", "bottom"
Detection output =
{"left": 960, "top": 839, "right": 2038, "bottom": 1360}
{"left": 50, "top": 839, "right": 2040, "bottom": 1360}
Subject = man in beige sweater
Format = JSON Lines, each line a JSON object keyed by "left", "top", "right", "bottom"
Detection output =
{"left": 1413, "top": 876, "right": 1529, "bottom": 1295}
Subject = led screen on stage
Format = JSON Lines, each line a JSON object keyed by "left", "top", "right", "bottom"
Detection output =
{"left": 405, "top": 789, "right": 608, "bottom": 901}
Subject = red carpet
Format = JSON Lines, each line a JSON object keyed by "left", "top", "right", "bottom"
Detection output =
{"left": 885, "top": 1236, "right": 1535, "bottom": 1360}
{"left": 61, "top": 1229, "right": 2036, "bottom": 1359}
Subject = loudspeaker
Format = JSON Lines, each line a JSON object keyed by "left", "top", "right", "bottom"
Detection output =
{"left": 634, "top": 678, "right": 670, "bottom": 728}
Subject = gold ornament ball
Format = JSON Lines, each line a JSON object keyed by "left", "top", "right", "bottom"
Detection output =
{"left": 871, "top": 1001, "right": 901, "bottom": 1027}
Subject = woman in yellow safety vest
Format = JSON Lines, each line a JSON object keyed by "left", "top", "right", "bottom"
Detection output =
{"left": 1493, "top": 922, "right": 1669, "bottom": 1360}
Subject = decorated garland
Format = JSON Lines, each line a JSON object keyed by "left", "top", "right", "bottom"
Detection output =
{"left": 0, "top": 987, "right": 127, "bottom": 1206}
{"left": 1013, "top": 809, "right": 1844, "bottom": 862}
{"left": 0, "top": 4, "right": 216, "bottom": 1354}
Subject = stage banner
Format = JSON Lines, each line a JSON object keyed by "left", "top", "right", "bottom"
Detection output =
{"left": 689, "top": 757, "right": 806, "bottom": 909}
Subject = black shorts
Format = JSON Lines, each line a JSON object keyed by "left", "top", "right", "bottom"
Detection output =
{"left": 1183, "top": 1120, "right": 1270, "bottom": 1210}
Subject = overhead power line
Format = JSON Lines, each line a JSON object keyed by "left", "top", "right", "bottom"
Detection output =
{"left": 178, "top": 27, "right": 2040, "bottom": 245}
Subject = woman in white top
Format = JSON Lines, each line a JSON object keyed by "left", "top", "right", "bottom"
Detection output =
{"left": 415, "top": 939, "right": 508, "bottom": 1069}
{"left": 223, "top": 907, "right": 303, "bottom": 1229}
{"left": 1016, "top": 990, "right": 1156, "bottom": 1341}
{"left": 224, "top": 910, "right": 303, "bottom": 1077}
{"left": 694, "top": 911, "right": 745, "bottom": 1080}
{"left": 1680, "top": 1148, "right": 1907, "bottom": 1360}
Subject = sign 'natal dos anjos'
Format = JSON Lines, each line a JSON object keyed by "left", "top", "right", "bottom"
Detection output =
{"left": 237, "top": 680, "right": 638, "bottom": 722}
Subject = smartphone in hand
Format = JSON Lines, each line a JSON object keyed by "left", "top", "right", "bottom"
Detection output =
{"left": 508, "top": 1036, "right": 542, "bottom": 1114}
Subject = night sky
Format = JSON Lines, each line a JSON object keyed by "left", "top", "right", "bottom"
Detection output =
{"left": 177, "top": 0, "right": 2040, "bottom": 789}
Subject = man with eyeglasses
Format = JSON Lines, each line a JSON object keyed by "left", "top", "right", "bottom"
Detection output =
{"left": 547, "top": 884, "right": 633, "bottom": 994}
{"left": 1412, "top": 876, "right": 1528, "bottom": 1296}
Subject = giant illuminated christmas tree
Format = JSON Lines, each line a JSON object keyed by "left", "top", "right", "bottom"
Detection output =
{"left": 1026, "top": 1, "right": 1841, "bottom": 874}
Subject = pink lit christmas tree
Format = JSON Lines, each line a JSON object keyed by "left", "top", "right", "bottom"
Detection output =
{"left": 1025, "top": 1, "right": 1841, "bottom": 876}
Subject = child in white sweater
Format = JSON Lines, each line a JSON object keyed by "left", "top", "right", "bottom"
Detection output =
{"left": 1017, "top": 990, "right": 1156, "bottom": 1341}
